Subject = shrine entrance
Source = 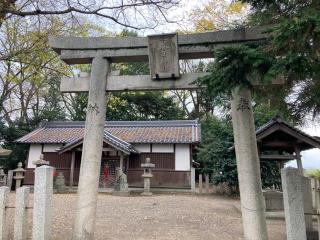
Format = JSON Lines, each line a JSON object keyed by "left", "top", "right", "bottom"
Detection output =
{"left": 100, "top": 155, "right": 123, "bottom": 188}
{"left": 49, "top": 26, "right": 276, "bottom": 240}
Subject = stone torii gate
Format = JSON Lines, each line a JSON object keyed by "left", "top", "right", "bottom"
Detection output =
{"left": 49, "top": 26, "right": 274, "bottom": 240}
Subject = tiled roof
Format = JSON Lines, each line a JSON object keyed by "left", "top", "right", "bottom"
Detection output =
{"left": 229, "top": 116, "right": 320, "bottom": 151}
{"left": 16, "top": 120, "right": 200, "bottom": 144}
{"left": 256, "top": 116, "right": 320, "bottom": 146}
{"left": 58, "top": 131, "right": 137, "bottom": 154}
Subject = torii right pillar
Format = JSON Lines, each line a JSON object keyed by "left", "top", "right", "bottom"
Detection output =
{"left": 231, "top": 87, "right": 268, "bottom": 240}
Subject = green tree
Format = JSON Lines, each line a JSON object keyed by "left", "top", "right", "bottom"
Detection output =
{"left": 242, "top": 0, "right": 320, "bottom": 121}
{"left": 196, "top": 113, "right": 281, "bottom": 194}
{"left": 107, "top": 92, "right": 185, "bottom": 121}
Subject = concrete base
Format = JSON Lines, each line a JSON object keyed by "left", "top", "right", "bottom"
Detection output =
{"left": 112, "top": 191, "right": 130, "bottom": 197}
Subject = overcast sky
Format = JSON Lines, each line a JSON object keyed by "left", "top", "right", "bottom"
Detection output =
{"left": 287, "top": 124, "right": 320, "bottom": 170}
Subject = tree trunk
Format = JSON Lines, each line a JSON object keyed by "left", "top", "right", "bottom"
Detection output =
{"left": 231, "top": 87, "right": 268, "bottom": 240}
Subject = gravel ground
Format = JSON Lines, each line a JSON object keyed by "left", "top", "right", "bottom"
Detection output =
{"left": 4, "top": 193, "right": 286, "bottom": 240}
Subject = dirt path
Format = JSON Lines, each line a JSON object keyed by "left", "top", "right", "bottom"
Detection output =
{"left": 5, "top": 193, "right": 286, "bottom": 240}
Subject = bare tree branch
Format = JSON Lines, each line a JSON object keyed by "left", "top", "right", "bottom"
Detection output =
{"left": 0, "top": 0, "right": 180, "bottom": 29}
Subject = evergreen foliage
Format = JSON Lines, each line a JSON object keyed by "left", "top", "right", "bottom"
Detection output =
{"left": 196, "top": 113, "right": 281, "bottom": 193}
{"left": 243, "top": 0, "right": 320, "bottom": 120}
{"left": 198, "top": 44, "right": 278, "bottom": 97}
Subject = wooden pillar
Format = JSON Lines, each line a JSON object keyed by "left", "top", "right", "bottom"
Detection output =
{"left": 69, "top": 151, "right": 75, "bottom": 189}
{"left": 295, "top": 145, "right": 303, "bottom": 175}
{"left": 73, "top": 57, "right": 109, "bottom": 240}
{"left": 120, "top": 153, "right": 124, "bottom": 171}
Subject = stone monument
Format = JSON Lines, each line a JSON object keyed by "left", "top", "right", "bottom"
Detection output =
{"left": 33, "top": 154, "right": 49, "bottom": 167}
{"left": 0, "top": 167, "right": 6, "bottom": 187}
{"left": 141, "top": 157, "right": 155, "bottom": 196}
{"left": 6, "top": 170, "right": 13, "bottom": 190}
{"left": 13, "top": 162, "right": 25, "bottom": 190}
{"left": 55, "top": 172, "right": 66, "bottom": 193}
{"left": 113, "top": 168, "right": 129, "bottom": 196}
{"left": 263, "top": 190, "right": 284, "bottom": 211}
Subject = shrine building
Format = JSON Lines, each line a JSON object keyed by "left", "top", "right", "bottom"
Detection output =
{"left": 16, "top": 120, "right": 200, "bottom": 189}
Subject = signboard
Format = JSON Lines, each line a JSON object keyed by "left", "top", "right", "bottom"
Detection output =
{"left": 148, "top": 33, "right": 180, "bottom": 80}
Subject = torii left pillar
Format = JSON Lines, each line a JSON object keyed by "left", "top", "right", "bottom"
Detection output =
{"left": 72, "top": 57, "right": 109, "bottom": 240}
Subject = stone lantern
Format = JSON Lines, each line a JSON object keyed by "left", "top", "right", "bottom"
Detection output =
{"left": 55, "top": 172, "right": 66, "bottom": 193}
{"left": 141, "top": 157, "right": 155, "bottom": 196}
{"left": 0, "top": 145, "right": 12, "bottom": 157}
{"left": 33, "top": 154, "right": 49, "bottom": 167}
{"left": 13, "top": 162, "right": 25, "bottom": 189}
{"left": 0, "top": 166, "right": 6, "bottom": 186}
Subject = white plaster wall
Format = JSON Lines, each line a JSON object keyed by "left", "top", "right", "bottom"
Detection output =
{"left": 133, "top": 144, "right": 150, "bottom": 153}
{"left": 27, "top": 144, "right": 42, "bottom": 168}
{"left": 175, "top": 144, "right": 190, "bottom": 171}
{"left": 43, "top": 144, "right": 62, "bottom": 152}
{"left": 152, "top": 144, "right": 174, "bottom": 153}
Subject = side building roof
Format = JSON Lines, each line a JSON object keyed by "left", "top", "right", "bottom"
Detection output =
{"left": 16, "top": 120, "right": 201, "bottom": 144}
{"left": 229, "top": 116, "right": 320, "bottom": 152}
{"left": 255, "top": 116, "right": 320, "bottom": 151}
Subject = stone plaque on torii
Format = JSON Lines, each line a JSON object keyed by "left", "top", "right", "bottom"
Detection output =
{"left": 49, "top": 26, "right": 282, "bottom": 240}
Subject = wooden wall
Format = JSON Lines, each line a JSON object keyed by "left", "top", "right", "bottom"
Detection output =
{"left": 127, "top": 170, "right": 191, "bottom": 188}
{"left": 23, "top": 151, "right": 191, "bottom": 188}
{"left": 129, "top": 153, "right": 175, "bottom": 170}
{"left": 24, "top": 152, "right": 81, "bottom": 185}
{"left": 127, "top": 152, "right": 190, "bottom": 188}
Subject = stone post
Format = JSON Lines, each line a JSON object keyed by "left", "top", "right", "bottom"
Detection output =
{"left": 0, "top": 168, "right": 6, "bottom": 187}
{"left": 311, "top": 178, "right": 316, "bottom": 210}
{"left": 281, "top": 167, "right": 307, "bottom": 240}
{"left": 0, "top": 187, "right": 9, "bottom": 240}
{"left": 294, "top": 145, "right": 312, "bottom": 237}
{"left": 73, "top": 57, "right": 109, "bottom": 240}
{"left": 301, "top": 177, "right": 313, "bottom": 235}
{"left": 14, "top": 186, "right": 30, "bottom": 240}
{"left": 6, "top": 170, "right": 13, "bottom": 190}
{"left": 315, "top": 179, "right": 320, "bottom": 240}
{"left": 32, "top": 166, "right": 53, "bottom": 240}
{"left": 205, "top": 173, "right": 209, "bottom": 194}
{"left": 231, "top": 87, "right": 268, "bottom": 240}
{"left": 191, "top": 168, "right": 195, "bottom": 192}
{"left": 199, "top": 174, "right": 203, "bottom": 194}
